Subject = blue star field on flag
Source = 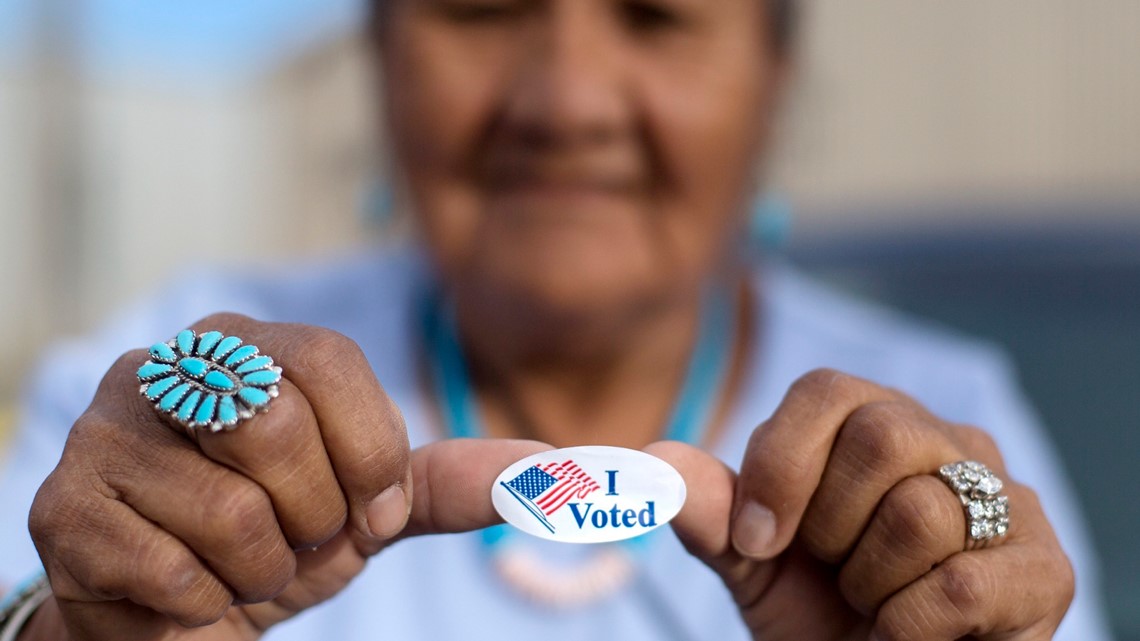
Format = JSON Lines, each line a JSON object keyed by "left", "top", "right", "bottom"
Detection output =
{"left": 506, "top": 466, "right": 558, "bottom": 501}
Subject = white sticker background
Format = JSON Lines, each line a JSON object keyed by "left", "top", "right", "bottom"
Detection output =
{"left": 492, "top": 445, "right": 687, "bottom": 544}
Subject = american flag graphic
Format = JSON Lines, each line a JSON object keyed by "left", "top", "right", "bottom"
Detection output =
{"left": 501, "top": 460, "right": 600, "bottom": 533}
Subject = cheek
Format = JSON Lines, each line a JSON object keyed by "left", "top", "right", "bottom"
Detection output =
{"left": 381, "top": 23, "right": 507, "bottom": 267}
{"left": 641, "top": 52, "right": 775, "bottom": 272}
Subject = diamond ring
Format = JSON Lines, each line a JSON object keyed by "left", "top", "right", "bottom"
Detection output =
{"left": 938, "top": 460, "right": 1010, "bottom": 550}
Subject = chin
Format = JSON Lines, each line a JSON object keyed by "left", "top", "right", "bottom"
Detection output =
{"left": 428, "top": 193, "right": 703, "bottom": 330}
{"left": 468, "top": 240, "right": 670, "bottom": 330}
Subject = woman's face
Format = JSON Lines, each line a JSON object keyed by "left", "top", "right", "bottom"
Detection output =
{"left": 379, "top": 0, "right": 786, "bottom": 320}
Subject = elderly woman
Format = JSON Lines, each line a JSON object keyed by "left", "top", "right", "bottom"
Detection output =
{"left": 0, "top": 0, "right": 1110, "bottom": 639}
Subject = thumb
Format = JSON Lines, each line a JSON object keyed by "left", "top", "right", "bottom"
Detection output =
{"left": 242, "top": 438, "right": 557, "bottom": 631}
{"left": 647, "top": 441, "right": 805, "bottom": 636}
{"left": 642, "top": 442, "right": 738, "bottom": 568}
{"left": 397, "top": 438, "right": 554, "bottom": 540}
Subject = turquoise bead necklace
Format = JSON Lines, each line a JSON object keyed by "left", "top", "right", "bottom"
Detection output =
{"left": 422, "top": 285, "right": 736, "bottom": 607}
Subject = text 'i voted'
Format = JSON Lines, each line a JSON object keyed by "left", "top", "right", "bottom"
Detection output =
{"left": 491, "top": 446, "right": 687, "bottom": 544}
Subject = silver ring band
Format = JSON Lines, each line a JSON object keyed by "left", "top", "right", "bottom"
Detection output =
{"left": 938, "top": 460, "right": 1010, "bottom": 550}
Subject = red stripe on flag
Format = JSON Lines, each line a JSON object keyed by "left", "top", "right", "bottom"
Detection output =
{"left": 532, "top": 459, "right": 600, "bottom": 515}
{"left": 537, "top": 479, "right": 580, "bottom": 511}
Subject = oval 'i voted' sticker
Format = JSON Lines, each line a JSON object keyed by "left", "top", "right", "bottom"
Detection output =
{"left": 491, "top": 446, "right": 687, "bottom": 544}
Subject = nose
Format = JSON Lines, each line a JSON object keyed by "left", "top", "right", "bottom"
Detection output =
{"left": 502, "top": 3, "right": 629, "bottom": 147}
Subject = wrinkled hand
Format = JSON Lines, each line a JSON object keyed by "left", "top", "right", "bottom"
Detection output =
{"left": 651, "top": 369, "right": 1074, "bottom": 641}
{"left": 28, "top": 313, "right": 548, "bottom": 641}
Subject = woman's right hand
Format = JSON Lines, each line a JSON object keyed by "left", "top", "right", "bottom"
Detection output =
{"left": 25, "top": 313, "right": 547, "bottom": 641}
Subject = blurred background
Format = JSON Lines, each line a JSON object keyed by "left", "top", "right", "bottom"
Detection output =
{"left": 0, "top": 0, "right": 1137, "bottom": 636}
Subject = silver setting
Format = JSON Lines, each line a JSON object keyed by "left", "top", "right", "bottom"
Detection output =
{"left": 939, "top": 460, "right": 1010, "bottom": 550}
{"left": 137, "top": 329, "right": 282, "bottom": 435}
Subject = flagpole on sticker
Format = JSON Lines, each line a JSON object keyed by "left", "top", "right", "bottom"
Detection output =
{"left": 500, "top": 482, "right": 557, "bottom": 534}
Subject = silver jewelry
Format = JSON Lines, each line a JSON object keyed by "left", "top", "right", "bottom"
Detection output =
{"left": 938, "top": 460, "right": 1011, "bottom": 550}
{"left": 137, "top": 329, "right": 281, "bottom": 435}
{"left": 0, "top": 573, "right": 51, "bottom": 641}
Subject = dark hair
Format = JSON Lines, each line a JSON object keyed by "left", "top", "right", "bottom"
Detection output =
{"left": 369, "top": 0, "right": 797, "bottom": 56}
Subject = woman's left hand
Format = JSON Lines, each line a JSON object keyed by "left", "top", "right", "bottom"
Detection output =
{"left": 648, "top": 369, "right": 1075, "bottom": 641}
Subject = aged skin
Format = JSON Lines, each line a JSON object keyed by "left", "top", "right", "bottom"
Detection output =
{"left": 20, "top": 1, "right": 1074, "bottom": 640}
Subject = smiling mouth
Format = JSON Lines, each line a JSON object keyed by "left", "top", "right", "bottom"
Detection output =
{"left": 493, "top": 178, "right": 633, "bottom": 200}
{"left": 482, "top": 165, "right": 654, "bottom": 213}
{"left": 478, "top": 146, "right": 650, "bottom": 201}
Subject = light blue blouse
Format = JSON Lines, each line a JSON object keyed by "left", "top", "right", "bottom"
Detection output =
{"left": 0, "top": 248, "right": 1114, "bottom": 640}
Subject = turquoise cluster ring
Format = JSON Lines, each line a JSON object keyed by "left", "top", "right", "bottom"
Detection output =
{"left": 137, "top": 329, "right": 282, "bottom": 435}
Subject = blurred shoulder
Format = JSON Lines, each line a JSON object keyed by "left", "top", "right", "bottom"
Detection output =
{"left": 23, "top": 245, "right": 428, "bottom": 436}
{"left": 756, "top": 261, "right": 1021, "bottom": 426}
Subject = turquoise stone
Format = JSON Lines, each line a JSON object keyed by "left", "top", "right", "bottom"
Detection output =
{"left": 196, "top": 331, "right": 224, "bottom": 356}
{"left": 224, "top": 345, "right": 259, "bottom": 367}
{"left": 235, "top": 356, "right": 272, "bottom": 374}
{"left": 212, "top": 336, "right": 243, "bottom": 361}
{"left": 145, "top": 376, "right": 179, "bottom": 400}
{"left": 176, "top": 330, "right": 196, "bottom": 356}
{"left": 137, "top": 362, "right": 173, "bottom": 381}
{"left": 217, "top": 396, "right": 238, "bottom": 425}
{"left": 159, "top": 383, "right": 191, "bottom": 412}
{"left": 241, "top": 370, "right": 281, "bottom": 386}
{"left": 178, "top": 357, "right": 208, "bottom": 379}
{"left": 238, "top": 387, "right": 271, "bottom": 408}
{"left": 195, "top": 394, "right": 217, "bottom": 425}
{"left": 148, "top": 343, "right": 177, "bottom": 363}
{"left": 204, "top": 370, "right": 235, "bottom": 391}
{"left": 178, "top": 390, "right": 202, "bottom": 423}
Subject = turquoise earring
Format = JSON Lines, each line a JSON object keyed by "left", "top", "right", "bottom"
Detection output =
{"left": 362, "top": 181, "right": 396, "bottom": 230}
{"left": 748, "top": 192, "right": 793, "bottom": 253}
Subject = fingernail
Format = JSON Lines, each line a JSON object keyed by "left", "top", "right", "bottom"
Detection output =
{"left": 732, "top": 501, "right": 777, "bottom": 559}
{"left": 366, "top": 485, "right": 409, "bottom": 539}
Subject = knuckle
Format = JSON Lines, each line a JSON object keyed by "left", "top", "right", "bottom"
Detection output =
{"left": 294, "top": 326, "right": 365, "bottom": 375}
{"left": 289, "top": 497, "right": 347, "bottom": 550}
{"left": 205, "top": 480, "right": 277, "bottom": 542}
{"left": 1057, "top": 553, "right": 1076, "bottom": 610}
{"left": 238, "top": 543, "right": 297, "bottom": 602}
{"left": 879, "top": 477, "right": 957, "bottom": 555}
{"left": 29, "top": 471, "right": 113, "bottom": 553}
{"left": 791, "top": 368, "right": 856, "bottom": 401}
{"left": 872, "top": 597, "right": 933, "bottom": 641}
{"left": 842, "top": 402, "right": 914, "bottom": 471}
{"left": 147, "top": 545, "right": 213, "bottom": 607}
{"left": 46, "top": 566, "right": 91, "bottom": 604}
{"left": 172, "top": 597, "right": 232, "bottom": 629}
{"left": 201, "top": 480, "right": 297, "bottom": 600}
{"left": 1016, "top": 484, "right": 1043, "bottom": 515}
{"left": 260, "top": 388, "right": 313, "bottom": 435}
{"left": 151, "top": 553, "right": 232, "bottom": 627}
{"left": 68, "top": 412, "right": 117, "bottom": 449}
{"left": 195, "top": 311, "right": 254, "bottom": 332}
{"left": 28, "top": 475, "right": 66, "bottom": 544}
{"left": 935, "top": 555, "right": 995, "bottom": 620}
{"left": 1008, "top": 483, "right": 1043, "bottom": 540}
